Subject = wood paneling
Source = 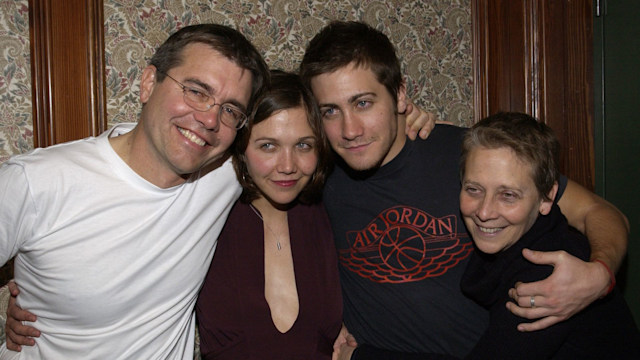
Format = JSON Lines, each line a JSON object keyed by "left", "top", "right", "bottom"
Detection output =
{"left": 29, "top": 0, "right": 106, "bottom": 147}
{"left": 472, "top": 0, "right": 595, "bottom": 190}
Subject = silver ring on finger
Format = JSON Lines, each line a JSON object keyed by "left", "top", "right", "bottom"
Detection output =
{"left": 530, "top": 295, "right": 535, "bottom": 308}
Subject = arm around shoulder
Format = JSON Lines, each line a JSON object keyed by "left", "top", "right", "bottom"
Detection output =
{"left": 507, "top": 179, "right": 629, "bottom": 331}
{"left": 557, "top": 179, "right": 629, "bottom": 273}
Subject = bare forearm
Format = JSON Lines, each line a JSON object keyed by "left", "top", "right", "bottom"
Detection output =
{"left": 558, "top": 179, "right": 629, "bottom": 272}
{"left": 582, "top": 202, "right": 629, "bottom": 272}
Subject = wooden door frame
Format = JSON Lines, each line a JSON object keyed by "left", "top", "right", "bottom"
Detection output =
{"left": 29, "top": 0, "right": 106, "bottom": 147}
{"left": 472, "top": 0, "right": 595, "bottom": 190}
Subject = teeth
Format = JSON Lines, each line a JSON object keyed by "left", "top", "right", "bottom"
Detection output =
{"left": 479, "top": 226, "right": 502, "bottom": 234}
{"left": 178, "top": 128, "right": 206, "bottom": 146}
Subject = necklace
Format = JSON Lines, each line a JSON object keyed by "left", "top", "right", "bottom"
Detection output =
{"left": 249, "top": 203, "right": 283, "bottom": 251}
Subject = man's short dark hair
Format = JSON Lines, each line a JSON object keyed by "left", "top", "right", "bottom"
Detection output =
{"left": 150, "top": 24, "right": 270, "bottom": 115}
{"left": 299, "top": 21, "right": 402, "bottom": 108}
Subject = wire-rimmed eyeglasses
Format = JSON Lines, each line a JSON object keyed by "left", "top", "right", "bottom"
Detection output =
{"left": 158, "top": 70, "right": 248, "bottom": 130}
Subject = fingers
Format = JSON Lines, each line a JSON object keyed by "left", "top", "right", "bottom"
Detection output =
{"left": 5, "top": 292, "right": 39, "bottom": 351}
{"left": 333, "top": 344, "right": 356, "bottom": 360}
{"left": 403, "top": 102, "right": 418, "bottom": 140}
{"left": 332, "top": 324, "right": 348, "bottom": 351}
{"left": 521, "top": 248, "right": 566, "bottom": 266}
{"left": 418, "top": 127, "right": 430, "bottom": 140}
{"left": 418, "top": 112, "right": 436, "bottom": 139}
{"left": 5, "top": 337, "right": 22, "bottom": 352}
{"left": 6, "top": 311, "right": 40, "bottom": 337}
{"left": 6, "top": 312, "right": 39, "bottom": 351}
{"left": 8, "top": 280, "right": 20, "bottom": 296}
{"left": 506, "top": 300, "right": 551, "bottom": 320}
{"left": 509, "top": 280, "right": 544, "bottom": 303}
{"left": 405, "top": 113, "right": 434, "bottom": 140}
{"left": 403, "top": 102, "right": 413, "bottom": 116}
{"left": 403, "top": 100, "right": 437, "bottom": 140}
{"left": 406, "top": 126, "right": 418, "bottom": 141}
{"left": 346, "top": 332, "right": 358, "bottom": 347}
{"left": 8, "top": 297, "right": 38, "bottom": 323}
{"left": 509, "top": 286, "right": 545, "bottom": 308}
{"left": 6, "top": 327, "right": 36, "bottom": 350}
{"left": 516, "top": 315, "right": 563, "bottom": 332}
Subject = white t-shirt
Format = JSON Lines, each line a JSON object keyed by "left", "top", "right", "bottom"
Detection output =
{"left": 0, "top": 123, "right": 241, "bottom": 359}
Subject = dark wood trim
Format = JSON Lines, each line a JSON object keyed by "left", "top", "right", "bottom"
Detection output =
{"left": 29, "top": 0, "right": 52, "bottom": 147}
{"left": 525, "top": 0, "right": 541, "bottom": 119}
{"left": 29, "top": 0, "right": 106, "bottom": 147}
{"left": 472, "top": 0, "right": 489, "bottom": 121}
{"left": 88, "top": 0, "right": 107, "bottom": 137}
{"left": 471, "top": 0, "right": 594, "bottom": 189}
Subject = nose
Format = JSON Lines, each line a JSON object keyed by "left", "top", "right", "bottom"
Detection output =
{"left": 277, "top": 149, "right": 296, "bottom": 174}
{"left": 476, "top": 196, "right": 497, "bottom": 222}
{"left": 341, "top": 111, "right": 364, "bottom": 140}
{"left": 194, "top": 105, "right": 221, "bottom": 132}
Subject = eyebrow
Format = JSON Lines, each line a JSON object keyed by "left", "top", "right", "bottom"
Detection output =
{"left": 317, "top": 91, "right": 377, "bottom": 108}
{"left": 348, "top": 91, "right": 377, "bottom": 104}
{"left": 253, "top": 135, "right": 317, "bottom": 144}
{"left": 465, "top": 181, "right": 524, "bottom": 194}
{"left": 498, "top": 186, "right": 525, "bottom": 195}
{"left": 183, "top": 77, "right": 212, "bottom": 93}
{"left": 183, "top": 77, "right": 247, "bottom": 113}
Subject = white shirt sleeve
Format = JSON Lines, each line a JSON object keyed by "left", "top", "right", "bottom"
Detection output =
{"left": 0, "top": 162, "right": 37, "bottom": 265}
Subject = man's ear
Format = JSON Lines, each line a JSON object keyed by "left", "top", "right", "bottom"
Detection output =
{"left": 140, "top": 65, "right": 158, "bottom": 104}
{"left": 396, "top": 80, "right": 408, "bottom": 114}
{"left": 539, "top": 182, "right": 559, "bottom": 215}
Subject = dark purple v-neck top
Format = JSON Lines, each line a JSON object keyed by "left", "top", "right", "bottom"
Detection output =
{"left": 195, "top": 201, "right": 342, "bottom": 360}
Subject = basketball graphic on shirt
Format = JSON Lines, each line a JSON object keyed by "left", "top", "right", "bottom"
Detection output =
{"left": 339, "top": 205, "right": 473, "bottom": 283}
{"left": 378, "top": 224, "right": 426, "bottom": 271}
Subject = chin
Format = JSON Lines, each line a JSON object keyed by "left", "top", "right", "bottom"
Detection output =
{"left": 341, "top": 155, "right": 382, "bottom": 172}
{"left": 473, "top": 238, "right": 506, "bottom": 255}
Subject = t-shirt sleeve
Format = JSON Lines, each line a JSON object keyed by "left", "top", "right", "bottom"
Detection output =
{"left": 0, "top": 162, "right": 37, "bottom": 265}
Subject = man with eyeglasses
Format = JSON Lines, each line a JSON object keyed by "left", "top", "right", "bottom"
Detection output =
{"left": 0, "top": 23, "right": 433, "bottom": 359}
{"left": 0, "top": 24, "right": 268, "bottom": 359}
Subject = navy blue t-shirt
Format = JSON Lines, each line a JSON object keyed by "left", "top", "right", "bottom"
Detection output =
{"left": 324, "top": 125, "right": 487, "bottom": 357}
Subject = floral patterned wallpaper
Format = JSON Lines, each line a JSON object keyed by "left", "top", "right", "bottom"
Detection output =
{"left": 0, "top": 0, "right": 31, "bottom": 164}
{"left": 0, "top": 0, "right": 472, "bottom": 163}
{"left": 104, "top": 0, "right": 473, "bottom": 128}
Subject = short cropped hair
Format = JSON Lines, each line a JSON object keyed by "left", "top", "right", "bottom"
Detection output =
{"left": 233, "top": 70, "right": 332, "bottom": 204}
{"left": 299, "top": 21, "right": 403, "bottom": 108}
{"left": 461, "top": 112, "right": 560, "bottom": 201}
{"left": 150, "top": 24, "right": 270, "bottom": 115}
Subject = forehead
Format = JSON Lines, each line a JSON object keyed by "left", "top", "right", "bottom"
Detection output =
{"left": 250, "top": 107, "right": 313, "bottom": 139}
{"left": 173, "top": 43, "right": 252, "bottom": 101}
{"left": 309, "top": 63, "right": 382, "bottom": 103}
{"left": 466, "top": 147, "right": 534, "bottom": 181}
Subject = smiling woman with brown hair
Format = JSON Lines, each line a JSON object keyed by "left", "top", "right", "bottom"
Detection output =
{"left": 194, "top": 70, "right": 342, "bottom": 360}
